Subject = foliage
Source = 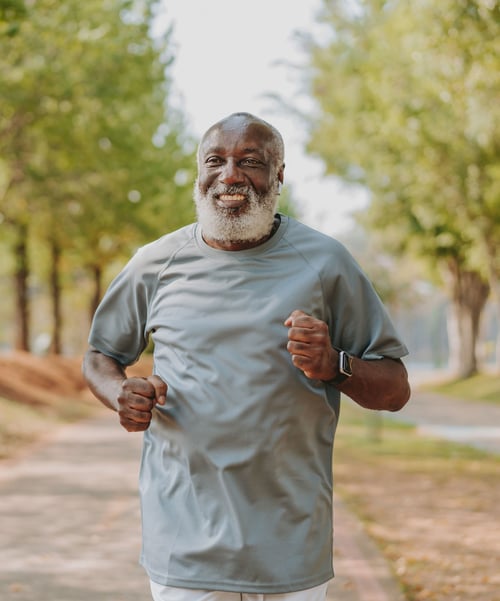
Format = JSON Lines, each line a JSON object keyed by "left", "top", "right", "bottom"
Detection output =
{"left": 1, "top": 0, "right": 195, "bottom": 262}
{"left": 307, "top": 0, "right": 499, "bottom": 276}
{"left": 0, "top": 0, "right": 196, "bottom": 350}
{"left": 304, "top": 0, "right": 500, "bottom": 374}
{"left": 0, "top": 0, "right": 26, "bottom": 36}
{"left": 277, "top": 183, "right": 298, "bottom": 217}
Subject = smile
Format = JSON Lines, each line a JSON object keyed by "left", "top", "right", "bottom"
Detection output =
{"left": 216, "top": 194, "right": 247, "bottom": 209}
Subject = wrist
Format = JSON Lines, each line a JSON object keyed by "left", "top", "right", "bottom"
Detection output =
{"left": 326, "top": 350, "right": 353, "bottom": 385}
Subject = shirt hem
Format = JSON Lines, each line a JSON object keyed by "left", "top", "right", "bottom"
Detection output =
{"left": 143, "top": 565, "right": 334, "bottom": 594}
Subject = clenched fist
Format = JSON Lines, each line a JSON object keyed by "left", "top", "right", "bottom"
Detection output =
{"left": 284, "top": 310, "right": 337, "bottom": 381}
{"left": 117, "top": 375, "right": 167, "bottom": 432}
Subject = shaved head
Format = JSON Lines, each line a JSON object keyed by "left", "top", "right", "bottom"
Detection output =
{"left": 198, "top": 112, "right": 285, "bottom": 172}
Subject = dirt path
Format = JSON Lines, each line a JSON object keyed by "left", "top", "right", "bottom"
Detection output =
{"left": 0, "top": 410, "right": 403, "bottom": 601}
{"left": 0, "top": 411, "right": 150, "bottom": 601}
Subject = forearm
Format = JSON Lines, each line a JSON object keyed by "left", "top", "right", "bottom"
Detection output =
{"left": 336, "top": 356, "right": 411, "bottom": 412}
{"left": 82, "top": 347, "right": 127, "bottom": 412}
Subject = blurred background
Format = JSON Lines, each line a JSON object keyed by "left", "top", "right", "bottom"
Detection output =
{"left": 1, "top": 0, "right": 499, "bottom": 380}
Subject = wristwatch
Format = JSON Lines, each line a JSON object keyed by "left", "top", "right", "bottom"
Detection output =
{"left": 330, "top": 350, "right": 353, "bottom": 384}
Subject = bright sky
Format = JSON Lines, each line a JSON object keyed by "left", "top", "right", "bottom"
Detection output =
{"left": 155, "top": 0, "right": 368, "bottom": 236}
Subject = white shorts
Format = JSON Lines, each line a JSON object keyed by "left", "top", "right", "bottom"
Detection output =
{"left": 149, "top": 581, "right": 329, "bottom": 601}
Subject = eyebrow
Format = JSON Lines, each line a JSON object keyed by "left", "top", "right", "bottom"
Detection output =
{"left": 203, "top": 145, "right": 266, "bottom": 158}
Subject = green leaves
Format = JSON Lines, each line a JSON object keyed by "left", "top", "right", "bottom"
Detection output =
{"left": 0, "top": 0, "right": 196, "bottom": 350}
{"left": 305, "top": 0, "right": 500, "bottom": 374}
{"left": 0, "top": 0, "right": 26, "bottom": 36}
{"left": 307, "top": 0, "right": 499, "bottom": 277}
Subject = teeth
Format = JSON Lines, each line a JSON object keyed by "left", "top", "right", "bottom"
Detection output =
{"left": 220, "top": 194, "right": 245, "bottom": 201}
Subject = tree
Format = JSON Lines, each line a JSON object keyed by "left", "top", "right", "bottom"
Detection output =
{"left": 302, "top": 0, "right": 499, "bottom": 377}
{"left": 0, "top": 0, "right": 195, "bottom": 352}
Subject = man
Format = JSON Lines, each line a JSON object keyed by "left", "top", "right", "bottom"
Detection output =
{"left": 83, "top": 112, "right": 410, "bottom": 601}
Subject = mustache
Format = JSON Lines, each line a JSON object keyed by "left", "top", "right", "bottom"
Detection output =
{"left": 208, "top": 183, "right": 253, "bottom": 197}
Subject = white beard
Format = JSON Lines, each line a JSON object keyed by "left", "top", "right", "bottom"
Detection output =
{"left": 194, "top": 181, "right": 279, "bottom": 244}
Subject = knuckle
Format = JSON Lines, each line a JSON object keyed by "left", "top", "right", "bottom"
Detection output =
{"left": 293, "top": 355, "right": 304, "bottom": 367}
{"left": 121, "top": 378, "right": 135, "bottom": 392}
{"left": 120, "top": 414, "right": 150, "bottom": 432}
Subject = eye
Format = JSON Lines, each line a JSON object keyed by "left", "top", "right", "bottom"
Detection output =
{"left": 205, "top": 156, "right": 223, "bottom": 165}
{"left": 242, "top": 157, "right": 263, "bottom": 167}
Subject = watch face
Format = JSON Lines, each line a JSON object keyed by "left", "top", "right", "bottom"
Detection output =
{"left": 340, "top": 351, "right": 353, "bottom": 376}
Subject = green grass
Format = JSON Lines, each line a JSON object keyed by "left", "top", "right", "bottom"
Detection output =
{"left": 420, "top": 372, "right": 500, "bottom": 405}
{"left": 338, "top": 399, "right": 495, "bottom": 463}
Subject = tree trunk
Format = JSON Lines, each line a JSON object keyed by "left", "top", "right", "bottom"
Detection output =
{"left": 442, "top": 259, "right": 490, "bottom": 378}
{"left": 49, "top": 238, "right": 62, "bottom": 355}
{"left": 494, "top": 297, "right": 500, "bottom": 375}
{"left": 13, "top": 222, "right": 30, "bottom": 351}
{"left": 485, "top": 278, "right": 500, "bottom": 375}
{"left": 90, "top": 263, "right": 102, "bottom": 322}
{"left": 483, "top": 241, "right": 500, "bottom": 375}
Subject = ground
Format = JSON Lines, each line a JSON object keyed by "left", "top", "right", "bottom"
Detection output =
{"left": 1, "top": 352, "right": 499, "bottom": 601}
{"left": 334, "top": 405, "right": 500, "bottom": 601}
{"left": 0, "top": 351, "right": 152, "bottom": 460}
{"left": 0, "top": 351, "right": 91, "bottom": 407}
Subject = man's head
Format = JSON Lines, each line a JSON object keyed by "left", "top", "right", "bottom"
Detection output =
{"left": 194, "top": 112, "right": 285, "bottom": 249}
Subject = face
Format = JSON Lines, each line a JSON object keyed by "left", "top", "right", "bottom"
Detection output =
{"left": 195, "top": 117, "right": 284, "bottom": 245}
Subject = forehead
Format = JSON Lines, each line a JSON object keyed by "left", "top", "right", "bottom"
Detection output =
{"left": 200, "top": 120, "right": 275, "bottom": 159}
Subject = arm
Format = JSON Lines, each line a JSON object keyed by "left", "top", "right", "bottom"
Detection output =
{"left": 284, "top": 310, "right": 410, "bottom": 412}
{"left": 82, "top": 346, "right": 167, "bottom": 431}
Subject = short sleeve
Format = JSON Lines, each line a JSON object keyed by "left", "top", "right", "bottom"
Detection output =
{"left": 323, "top": 241, "right": 409, "bottom": 361}
{"left": 88, "top": 247, "right": 159, "bottom": 366}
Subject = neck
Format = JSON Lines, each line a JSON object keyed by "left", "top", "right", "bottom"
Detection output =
{"left": 202, "top": 216, "right": 280, "bottom": 251}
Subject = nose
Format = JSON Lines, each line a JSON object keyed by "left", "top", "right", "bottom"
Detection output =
{"left": 219, "top": 159, "right": 245, "bottom": 185}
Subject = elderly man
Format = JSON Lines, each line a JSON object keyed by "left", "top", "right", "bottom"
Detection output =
{"left": 83, "top": 112, "right": 410, "bottom": 601}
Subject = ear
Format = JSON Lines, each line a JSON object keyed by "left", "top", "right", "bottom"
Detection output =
{"left": 277, "top": 164, "right": 285, "bottom": 193}
{"left": 278, "top": 164, "right": 285, "bottom": 185}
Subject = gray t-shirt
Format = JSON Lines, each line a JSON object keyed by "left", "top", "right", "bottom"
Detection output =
{"left": 89, "top": 214, "right": 408, "bottom": 593}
